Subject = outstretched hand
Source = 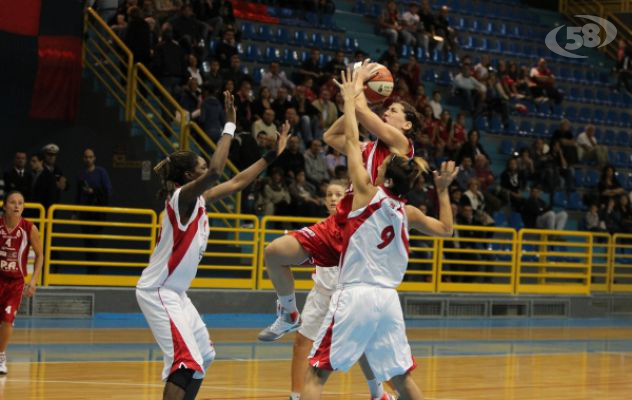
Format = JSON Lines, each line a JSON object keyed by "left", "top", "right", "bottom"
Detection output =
{"left": 275, "top": 120, "right": 291, "bottom": 156}
{"left": 352, "top": 58, "right": 378, "bottom": 92}
{"left": 333, "top": 68, "right": 363, "bottom": 102}
{"left": 433, "top": 161, "right": 459, "bottom": 192}
{"left": 224, "top": 90, "right": 236, "bottom": 124}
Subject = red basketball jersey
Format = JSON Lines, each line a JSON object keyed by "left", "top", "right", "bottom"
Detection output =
{"left": 0, "top": 218, "right": 33, "bottom": 279}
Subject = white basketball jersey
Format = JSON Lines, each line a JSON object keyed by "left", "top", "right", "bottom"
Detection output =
{"left": 312, "top": 266, "right": 340, "bottom": 294}
{"left": 338, "top": 187, "right": 409, "bottom": 289}
{"left": 137, "top": 188, "right": 209, "bottom": 293}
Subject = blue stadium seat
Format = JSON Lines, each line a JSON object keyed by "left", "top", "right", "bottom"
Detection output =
{"left": 311, "top": 32, "right": 326, "bottom": 49}
{"left": 468, "top": 18, "right": 480, "bottom": 33}
{"left": 615, "top": 152, "right": 627, "bottom": 168}
{"left": 328, "top": 35, "right": 341, "bottom": 51}
{"left": 437, "top": 69, "right": 452, "bottom": 85}
{"left": 252, "top": 67, "right": 264, "bottom": 84}
{"left": 582, "top": 88, "right": 595, "bottom": 104}
{"left": 578, "top": 107, "right": 592, "bottom": 123}
{"left": 533, "top": 122, "right": 547, "bottom": 138}
{"left": 606, "top": 110, "right": 618, "bottom": 125}
{"left": 462, "top": 35, "right": 475, "bottom": 50}
{"left": 293, "top": 31, "right": 307, "bottom": 46}
{"left": 574, "top": 169, "right": 584, "bottom": 188}
{"left": 595, "top": 128, "right": 604, "bottom": 143}
{"left": 603, "top": 130, "right": 616, "bottom": 145}
{"left": 568, "top": 192, "right": 583, "bottom": 210}
{"left": 487, "top": 39, "right": 501, "bottom": 53}
{"left": 489, "top": 115, "right": 503, "bottom": 134}
{"left": 500, "top": 139, "right": 514, "bottom": 155}
{"left": 553, "top": 192, "right": 568, "bottom": 208}
{"left": 585, "top": 69, "right": 596, "bottom": 84}
{"left": 244, "top": 44, "right": 261, "bottom": 62}
{"left": 585, "top": 169, "right": 599, "bottom": 187}
{"left": 493, "top": 212, "right": 508, "bottom": 228}
{"left": 258, "top": 25, "right": 273, "bottom": 42}
{"left": 625, "top": 173, "right": 632, "bottom": 191}
{"left": 620, "top": 112, "right": 631, "bottom": 127}
{"left": 282, "top": 48, "right": 299, "bottom": 66}
{"left": 276, "top": 27, "right": 291, "bottom": 44}
{"left": 568, "top": 87, "right": 580, "bottom": 102}
{"left": 474, "top": 115, "right": 489, "bottom": 132}
{"left": 265, "top": 47, "right": 281, "bottom": 63}
{"left": 400, "top": 44, "right": 411, "bottom": 58}
{"left": 509, "top": 212, "right": 524, "bottom": 230}
{"left": 496, "top": 22, "right": 507, "bottom": 36}
{"left": 564, "top": 106, "right": 577, "bottom": 120}
{"left": 506, "top": 119, "right": 519, "bottom": 136}
{"left": 344, "top": 37, "right": 359, "bottom": 52}
{"left": 609, "top": 91, "right": 621, "bottom": 107}
{"left": 593, "top": 109, "right": 605, "bottom": 123}
{"left": 573, "top": 69, "right": 585, "bottom": 84}
{"left": 423, "top": 69, "right": 436, "bottom": 82}
{"left": 616, "top": 130, "right": 629, "bottom": 147}
{"left": 519, "top": 121, "right": 532, "bottom": 136}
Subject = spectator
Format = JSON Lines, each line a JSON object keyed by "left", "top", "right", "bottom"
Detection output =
{"left": 4, "top": 151, "right": 31, "bottom": 200}
{"left": 434, "top": 5, "right": 457, "bottom": 54}
{"left": 447, "top": 112, "right": 467, "bottom": 157}
{"left": 484, "top": 72, "right": 510, "bottom": 127}
{"left": 378, "top": 0, "right": 401, "bottom": 46}
{"left": 401, "top": 55, "right": 422, "bottom": 94}
{"left": 378, "top": 44, "right": 399, "bottom": 67}
{"left": 123, "top": 6, "right": 152, "bottom": 66}
{"left": 252, "top": 86, "right": 273, "bottom": 120}
{"left": 577, "top": 124, "right": 608, "bottom": 167}
{"left": 615, "top": 38, "right": 632, "bottom": 94}
{"left": 521, "top": 185, "right": 568, "bottom": 231}
{"left": 261, "top": 62, "right": 296, "bottom": 98}
{"left": 455, "top": 156, "right": 475, "bottom": 191}
{"left": 457, "top": 129, "right": 489, "bottom": 165}
{"left": 152, "top": 28, "right": 187, "bottom": 95}
{"left": 473, "top": 156, "right": 501, "bottom": 213}
{"left": 41, "top": 144, "right": 67, "bottom": 197}
{"left": 500, "top": 158, "right": 526, "bottom": 211}
{"left": 196, "top": 84, "right": 225, "bottom": 141}
{"left": 462, "top": 177, "right": 495, "bottom": 227}
{"left": 391, "top": 80, "right": 413, "bottom": 105}
{"left": 452, "top": 63, "right": 484, "bottom": 115}
{"left": 602, "top": 197, "right": 621, "bottom": 233}
{"left": 274, "top": 135, "right": 305, "bottom": 177}
{"left": 298, "top": 49, "right": 324, "bottom": 86}
{"left": 550, "top": 119, "right": 578, "bottom": 166}
{"left": 325, "top": 51, "right": 347, "bottom": 77}
{"left": 616, "top": 194, "right": 632, "bottom": 233}
{"left": 585, "top": 203, "right": 607, "bottom": 232}
{"left": 532, "top": 138, "right": 557, "bottom": 194}
{"left": 530, "top": 58, "right": 563, "bottom": 105}
{"left": 257, "top": 168, "right": 291, "bottom": 216}
{"left": 272, "top": 86, "right": 297, "bottom": 123}
{"left": 179, "top": 77, "right": 202, "bottom": 115}
{"left": 406, "top": 173, "right": 437, "bottom": 214}
{"left": 429, "top": 90, "right": 442, "bottom": 119}
{"left": 418, "top": 0, "right": 439, "bottom": 53}
{"left": 204, "top": 58, "right": 223, "bottom": 90}
{"left": 498, "top": 59, "right": 525, "bottom": 99}
{"left": 251, "top": 109, "right": 277, "bottom": 141}
{"left": 598, "top": 165, "right": 625, "bottom": 207}
{"left": 294, "top": 86, "right": 319, "bottom": 142}
{"left": 303, "top": 139, "right": 329, "bottom": 185}
{"left": 517, "top": 64, "right": 537, "bottom": 99}
{"left": 222, "top": 79, "right": 234, "bottom": 93}
{"left": 186, "top": 54, "right": 203, "bottom": 85}
{"left": 401, "top": 3, "right": 427, "bottom": 53}
{"left": 110, "top": 13, "right": 127, "bottom": 36}
{"left": 283, "top": 107, "right": 308, "bottom": 145}
{"left": 30, "top": 153, "right": 58, "bottom": 210}
{"left": 311, "top": 88, "right": 338, "bottom": 137}
{"left": 206, "top": 0, "right": 235, "bottom": 36}
{"left": 474, "top": 55, "right": 491, "bottom": 84}
{"left": 221, "top": 55, "right": 247, "bottom": 87}
{"left": 453, "top": 203, "right": 485, "bottom": 283}
{"left": 169, "top": 4, "right": 205, "bottom": 43}
{"left": 517, "top": 147, "right": 535, "bottom": 182}
{"left": 216, "top": 29, "right": 238, "bottom": 68}
{"left": 413, "top": 83, "right": 428, "bottom": 112}
{"left": 325, "top": 147, "right": 346, "bottom": 177}
{"left": 333, "top": 165, "right": 348, "bottom": 180}
{"left": 289, "top": 170, "right": 321, "bottom": 217}
{"left": 234, "top": 80, "right": 254, "bottom": 131}
{"left": 550, "top": 139, "right": 574, "bottom": 195}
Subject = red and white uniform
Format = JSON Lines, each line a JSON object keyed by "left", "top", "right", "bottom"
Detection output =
{"left": 0, "top": 217, "right": 33, "bottom": 324}
{"left": 290, "top": 139, "right": 413, "bottom": 267}
{"left": 298, "top": 266, "right": 339, "bottom": 340}
{"left": 136, "top": 188, "right": 215, "bottom": 381}
{"left": 309, "top": 188, "right": 416, "bottom": 382}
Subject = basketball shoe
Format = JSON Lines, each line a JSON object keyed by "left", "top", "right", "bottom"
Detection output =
{"left": 0, "top": 352, "right": 7, "bottom": 374}
{"left": 257, "top": 301, "right": 301, "bottom": 342}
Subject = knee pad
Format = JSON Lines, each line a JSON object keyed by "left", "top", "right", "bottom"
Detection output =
{"left": 167, "top": 368, "right": 194, "bottom": 390}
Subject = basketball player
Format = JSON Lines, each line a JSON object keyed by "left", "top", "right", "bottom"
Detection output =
{"left": 300, "top": 69, "right": 457, "bottom": 400}
{"left": 0, "top": 191, "right": 44, "bottom": 375}
{"left": 259, "top": 60, "right": 421, "bottom": 342}
{"left": 136, "top": 91, "right": 290, "bottom": 400}
{"left": 290, "top": 181, "right": 393, "bottom": 400}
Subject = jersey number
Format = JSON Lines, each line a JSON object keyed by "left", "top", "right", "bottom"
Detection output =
{"left": 5, "top": 306, "right": 11, "bottom": 314}
{"left": 4, "top": 238, "right": 10, "bottom": 247}
{"left": 377, "top": 226, "right": 395, "bottom": 249}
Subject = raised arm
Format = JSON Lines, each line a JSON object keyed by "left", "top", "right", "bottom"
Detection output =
{"left": 179, "top": 91, "right": 236, "bottom": 209}
{"left": 335, "top": 69, "right": 376, "bottom": 203}
{"left": 406, "top": 161, "right": 458, "bottom": 237}
{"left": 204, "top": 121, "right": 290, "bottom": 203}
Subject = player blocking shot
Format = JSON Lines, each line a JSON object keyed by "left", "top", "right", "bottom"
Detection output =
{"left": 300, "top": 69, "right": 458, "bottom": 400}
{"left": 290, "top": 181, "right": 393, "bottom": 400}
{"left": 135, "top": 91, "right": 290, "bottom": 400}
{"left": 0, "top": 191, "right": 44, "bottom": 375}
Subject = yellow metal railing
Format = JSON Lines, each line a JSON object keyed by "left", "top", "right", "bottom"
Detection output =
{"left": 610, "top": 233, "right": 632, "bottom": 292}
{"left": 591, "top": 232, "right": 612, "bottom": 292}
{"left": 516, "top": 229, "right": 593, "bottom": 295}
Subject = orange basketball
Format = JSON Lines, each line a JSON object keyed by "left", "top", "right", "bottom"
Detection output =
{"left": 358, "top": 63, "right": 394, "bottom": 104}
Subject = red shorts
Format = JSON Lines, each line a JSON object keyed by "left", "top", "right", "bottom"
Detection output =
{"left": 290, "top": 215, "right": 344, "bottom": 268}
{"left": 0, "top": 277, "right": 24, "bottom": 324}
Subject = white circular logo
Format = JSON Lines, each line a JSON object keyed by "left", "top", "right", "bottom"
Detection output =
{"left": 545, "top": 15, "right": 617, "bottom": 59}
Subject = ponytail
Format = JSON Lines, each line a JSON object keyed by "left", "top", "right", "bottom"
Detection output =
{"left": 154, "top": 151, "right": 199, "bottom": 198}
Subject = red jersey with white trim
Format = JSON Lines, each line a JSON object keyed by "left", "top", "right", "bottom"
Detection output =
{"left": 338, "top": 187, "right": 409, "bottom": 289}
{"left": 361, "top": 139, "right": 414, "bottom": 185}
{"left": 137, "top": 188, "right": 209, "bottom": 293}
{"left": 0, "top": 217, "right": 33, "bottom": 279}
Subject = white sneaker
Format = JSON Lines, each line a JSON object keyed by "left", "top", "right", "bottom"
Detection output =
{"left": 0, "top": 352, "right": 7, "bottom": 375}
{"left": 257, "top": 301, "right": 301, "bottom": 342}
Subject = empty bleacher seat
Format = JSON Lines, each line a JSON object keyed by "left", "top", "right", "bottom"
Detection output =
{"left": 509, "top": 212, "right": 524, "bottom": 230}
{"left": 616, "top": 130, "right": 629, "bottom": 147}
{"left": 568, "top": 192, "right": 583, "bottom": 210}
{"left": 574, "top": 169, "right": 584, "bottom": 188}
{"left": 553, "top": 192, "right": 568, "bottom": 208}
{"left": 500, "top": 139, "right": 514, "bottom": 155}
{"left": 585, "top": 169, "right": 599, "bottom": 187}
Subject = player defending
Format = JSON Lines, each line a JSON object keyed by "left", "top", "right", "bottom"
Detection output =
{"left": 136, "top": 92, "right": 290, "bottom": 400}
{"left": 300, "top": 69, "right": 457, "bottom": 400}
{"left": 0, "top": 191, "right": 44, "bottom": 375}
{"left": 259, "top": 60, "right": 419, "bottom": 342}
{"left": 290, "top": 181, "right": 392, "bottom": 400}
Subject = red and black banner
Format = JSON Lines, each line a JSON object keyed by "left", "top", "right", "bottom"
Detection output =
{"left": 0, "top": 0, "right": 84, "bottom": 121}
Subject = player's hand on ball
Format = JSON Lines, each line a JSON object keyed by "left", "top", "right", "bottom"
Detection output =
{"left": 334, "top": 68, "right": 362, "bottom": 102}
{"left": 275, "top": 120, "right": 291, "bottom": 156}
{"left": 433, "top": 161, "right": 459, "bottom": 192}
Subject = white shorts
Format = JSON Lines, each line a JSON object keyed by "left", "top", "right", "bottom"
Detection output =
{"left": 308, "top": 286, "right": 416, "bottom": 382}
{"left": 298, "top": 286, "right": 332, "bottom": 341}
{"left": 136, "top": 288, "right": 216, "bottom": 381}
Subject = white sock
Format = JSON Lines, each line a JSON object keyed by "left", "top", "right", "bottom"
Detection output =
{"left": 367, "top": 379, "right": 384, "bottom": 398}
{"left": 290, "top": 392, "right": 300, "bottom": 400}
{"left": 279, "top": 293, "right": 298, "bottom": 313}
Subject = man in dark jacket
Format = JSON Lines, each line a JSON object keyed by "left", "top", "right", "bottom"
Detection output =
{"left": 4, "top": 151, "right": 31, "bottom": 199}
{"left": 196, "top": 84, "right": 226, "bottom": 141}
{"left": 152, "top": 28, "right": 187, "bottom": 95}
{"left": 521, "top": 185, "right": 568, "bottom": 231}
{"left": 30, "top": 153, "right": 57, "bottom": 210}
{"left": 123, "top": 6, "right": 152, "bottom": 66}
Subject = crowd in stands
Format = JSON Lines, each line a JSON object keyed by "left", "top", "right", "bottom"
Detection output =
{"left": 82, "top": 0, "right": 632, "bottom": 234}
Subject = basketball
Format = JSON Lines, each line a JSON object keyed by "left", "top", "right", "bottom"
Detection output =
{"left": 353, "top": 62, "right": 394, "bottom": 104}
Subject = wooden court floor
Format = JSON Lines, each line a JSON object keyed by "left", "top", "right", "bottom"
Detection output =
{"left": 3, "top": 327, "right": 632, "bottom": 399}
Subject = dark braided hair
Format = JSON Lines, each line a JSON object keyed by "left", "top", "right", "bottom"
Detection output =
{"left": 154, "top": 151, "right": 200, "bottom": 198}
{"left": 385, "top": 156, "right": 429, "bottom": 197}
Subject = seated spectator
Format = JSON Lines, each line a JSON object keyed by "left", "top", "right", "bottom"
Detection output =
{"left": 325, "top": 147, "right": 346, "bottom": 177}
{"left": 456, "top": 156, "right": 475, "bottom": 190}
{"left": 273, "top": 135, "right": 305, "bottom": 177}
{"left": 325, "top": 51, "right": 347, "bottom": 77}
{"left": 391, "top": 80, "right": 413, "bottom": 104}
{"left": 261, "top": 62, "right": 295, "bottom": 98}
{"left": 4, "top": 151, "right": 31, "bottom": 199}
{"left": 152, "top": 28, "right": 187, "bottom": 95}
{"left": 447, "top": 112, "right": 467, "bottom": 157}
{"left": 298, "top": 49, "right": 325, "bottom": 86}
{"left": 230, "top": 131, "right": 272, "bottom": 170}
{"left": 311, "top": 88, "right": 338, "bottom": 137}
{"left": 110, "top": 13, "right": 127, "bottom": 36}
{"left": 434, "top": 5, "right": 457, "bottom": 54}
{"left": 530, "top": 58, "right": 563, "bottom": 105}
{"left": 272, "top": 86, "right": 298, "bottom": 123}
{"left": 517, "top": 148, "right": 535, "bottom": 182}
{"left": 289, "top": 170, "right": 321, "bottom": 217}
{"left": 616, "top": 194, "right": 632, "bottom": 233}
{"left": 169, "top": 4, "right": 205, "bottom": 43}
{"left": 257, "top": 167, "right": 291, "bottom": 215}
{"left": 252, "top": 86, "right": 273, "bottom": 120}
{"left": 186, "top": 54, "right": 203, "bottom": 85}
{"left": 207, "top": 0, "right": 235, "bottom": 37}
{"left": 598, "top": 165, "right": 626, "bottom": 207}
{"left": 577, "top": 124, "right": 608, "bottom": 167}
{"left": 203, "top": 58, "right": 223, "bottom": 90}
{"left": 221, "top": 55, "right": 247, "bottom": 87}
{"left": 251, "top": 109, "right": 277, "bottom": 141}
{"left": 516, "top": 64, "right": 537, "bottom": 99}
{"left": 435, "top": 110, "right": 452, "bottom": 157}
{"left": 282, "top": 107, "right": 309, "bottom": 146}
{"left": 457, "top": 129, "right": 489, "bottom": 165}
{"left": 196, "top": 85, "right": 225, "bottom": 141}
{"left": 521, "top": 185, "right": 568, "bottom": 231}
{"left": 462, "top": 178, "right": 495, "bottom": 227}
{"left": 378, "top": 0, "right": 401, "bottom": 46}
{"left": 615, "top": 38, "right": 632, "bottom": 95}
{"left": 179, "top": 77, "right": 202, "bottom": 115}
{"left": 602, "top": 197, "right": 621, "bottom": 233}
{"left": 551, "top": 119, "right": 578, "bottom": 166}
{"left": 216, "top": 29, "right": 238, "bottom": 68}
{"left": 452, "top": 63, "right": 485, "bottom": 115}
{"left": 222, "top": 79, "right": 234, "bottom": 93}
{"left": 294, "top": 87, "right": 319, "bottom": 140}
{"left": 401, "top": 55, "right": 422, "bottom": 94}
{"left": 378, "top": 45, "right": 399, "bottom": 67}
{"left": 413, "top": 83, "right": 428, "bottom": 112}
{"left": 484, "top": 73, "right": 510, "bottom": 127}
{"left": 500, "top": 158, "right": 526, "bottom": 211}
{"left": 418, "top": 0, "right": 441, "bottom": 53}
{"left": 429, "top": 90, "right": 443, "bottom": 119}
{"left": 334, "top": 165, "right": 348, "bottom": 180}
{"left": 498, "top": 59, "right": 525, "bottom": 99}
{"left": 400, "top": 3, "right": 424, "bottom": 50}
{"left": 474, "top": 55, "right": 491, "bottom": 84}
{"left": 234, "top": 80, "right": 254, "bottom": 131}
{"left": 550, "top": 139, "right": 574, "bottom": 195}
{"left": 303, "top": 139, "right": 329, "bottom": 185}
{"left": 585, "top": 203, "right": 607, "bottom": 232}
{"left": 406, "top": 173, "right": 437, "bottom": 215}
